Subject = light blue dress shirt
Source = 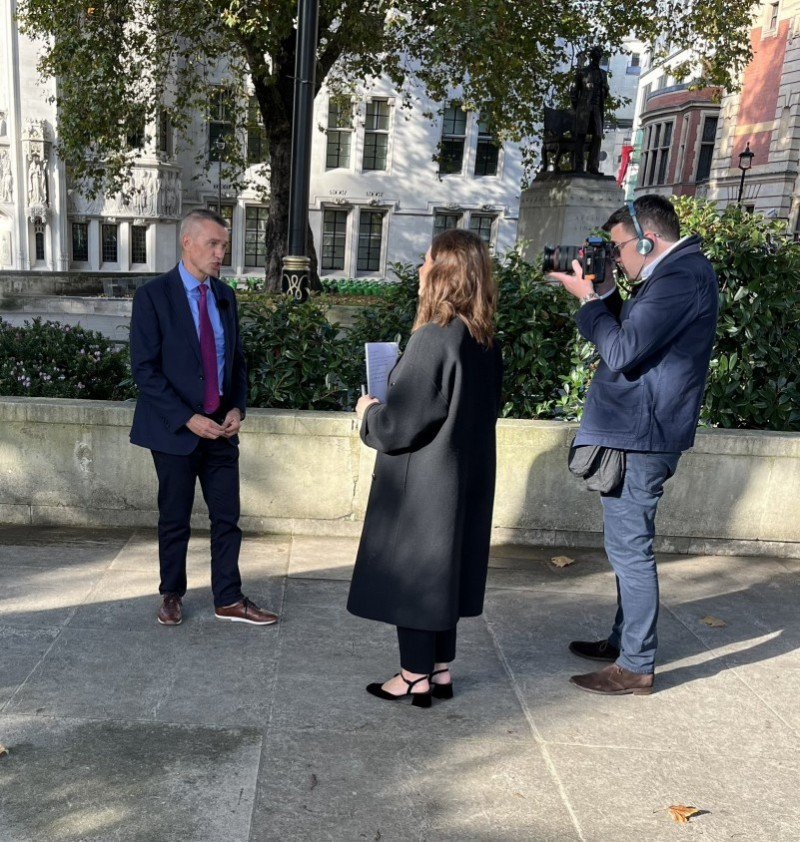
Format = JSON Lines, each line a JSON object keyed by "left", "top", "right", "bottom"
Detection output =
{"left": 178, "top": 261, "right": 225, "bottom": 398}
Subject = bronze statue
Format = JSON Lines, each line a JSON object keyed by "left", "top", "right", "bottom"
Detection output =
{"left": 571, "top": 47, "right": 609, "bottom": 175}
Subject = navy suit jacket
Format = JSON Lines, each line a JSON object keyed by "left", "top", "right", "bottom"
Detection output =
{"left": 129, "top": 266, "right": 248, "bottom": 455}
{"left": 573, "top": 235, "right": 718, "bottom": 453}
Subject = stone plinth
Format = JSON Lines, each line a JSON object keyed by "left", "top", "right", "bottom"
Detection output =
{"left": 517, "top": 174, "right": 624, "bottom": 264}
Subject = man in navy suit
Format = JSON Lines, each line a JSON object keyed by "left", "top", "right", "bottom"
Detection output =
{"left": 130, "top": 208, "right": 278, "bottom": 627}
{"left": 549, "top": 195, "right": 718, "bottom": 694}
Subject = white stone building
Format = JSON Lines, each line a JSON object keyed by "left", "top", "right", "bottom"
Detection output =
{"left": 0, "top": 3, "right": 644, "bottom": 280}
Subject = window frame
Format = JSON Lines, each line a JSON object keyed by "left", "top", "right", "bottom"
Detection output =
{"left": 439, "top": 103, "right": 467, "bottom": 176}
{"left": 244, "top": 205, "right": 269, "bottom": 269}
{"left": 130, "top": 224, "right": 147, "bottom": 265}
{"left": 325, "top": 99, "right": 353, "bottom": 170}
{"left": 246, "top": 96, "right": 269, "bottom": 166}
{"left": 321, "top": 208, "right": 349, "bottom": 272}
{"left": 356, "top": 209, "right": 385, "bottom": 274}
{"left": 101, "top": 223, "right": 118, "bottom": 264}
{"left": 362, "top": 99, "right": 391, "bottom": 172}
{"left": 71, "top": 222, "right": 89, "bottom": 263}
{"left": 208, "top": 87, "right": 235, "bottom": 163}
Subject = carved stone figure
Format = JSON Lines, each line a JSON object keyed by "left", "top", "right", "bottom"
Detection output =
{"left": 0, "top": 150, "right": 12, "bottom": 203}
{"left": 27, "top": 154, "right": 48, "bottom": 206}
{"left": 571, "top": 47, "right": 609, "bottom": 175}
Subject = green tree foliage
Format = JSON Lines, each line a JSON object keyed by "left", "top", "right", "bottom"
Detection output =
{"left": 674, "top": 198, "right": 800, "bottom": 430}
{"left": 16, "top": 0, "right": 759, "bottom": 288}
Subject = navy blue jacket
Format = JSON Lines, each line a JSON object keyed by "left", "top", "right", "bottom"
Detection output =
{"left": 129, "top": 267, "right": 248, "bottom": 455}
{"left": 574, "top": 235, "right": 718, "bottom": 452}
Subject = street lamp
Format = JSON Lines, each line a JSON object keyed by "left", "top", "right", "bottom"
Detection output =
{"left": 281, "top": 0, "right": 319, "bottom": 300}
{"left": 737, "top": 142, "right": 754, "bottom": 206}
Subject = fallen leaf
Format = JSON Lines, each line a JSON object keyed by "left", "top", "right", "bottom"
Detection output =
{"left": 0, "top": 744, "right": 8, "bottom": 757}
{"left": 700, "top": 615, "right": 727, "bottom": 628}
{"left": 550, "top": 555, "right": 575, "bottom": 568}
{"left": 656, "top": 805, "right": 702, "bottom": 823}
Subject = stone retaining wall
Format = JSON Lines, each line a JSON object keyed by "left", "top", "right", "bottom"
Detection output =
{"left": 0, "top": 397, "right": 798, "bottom": 557}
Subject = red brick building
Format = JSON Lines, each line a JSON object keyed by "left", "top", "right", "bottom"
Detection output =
{"left": 628, "top": 1, "right": 800, "bottom": 234}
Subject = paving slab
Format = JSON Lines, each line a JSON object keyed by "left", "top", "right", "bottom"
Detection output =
{"left": 0, "top": 715, "right": 262, "bottom": 842}
{"left": 2, "top": 526, "right": 800, "bottom": 841}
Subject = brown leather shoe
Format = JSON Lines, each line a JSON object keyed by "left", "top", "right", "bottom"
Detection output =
{"left": 157, "top": 594, "right": 182, "bottom": 626}
{"left": 570, "top": 663, "right": 653, "bottom": 695}
{"left": 215, "top": 596, "right": 278, "bottom": 626}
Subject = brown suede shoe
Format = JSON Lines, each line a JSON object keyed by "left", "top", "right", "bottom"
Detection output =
{"left": 215, "top": 597, "right": 278, "bottom": 626}
{"left": 570, "top": 663, "right": 653, "bottom": 695}
{"left": 157, "top": 594, "right": 182, "bottom": 626}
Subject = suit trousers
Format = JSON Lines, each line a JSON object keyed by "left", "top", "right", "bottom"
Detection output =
{"left": 151, "top": 437, "right": 243, "bottom": 607}
{"left": 397, "top": 626, "right": 457, "bottom": 675}
{"left": 601, "top": 450, "right": 681, "bottom": 674}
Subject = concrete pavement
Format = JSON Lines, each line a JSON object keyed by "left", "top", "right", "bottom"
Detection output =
{"left": 2, "top": 525, "right": 800, "bottom": 841}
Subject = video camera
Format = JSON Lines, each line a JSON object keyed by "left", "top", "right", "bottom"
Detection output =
{"left": 542, "top": 236, "right": 612, "bottom": 283}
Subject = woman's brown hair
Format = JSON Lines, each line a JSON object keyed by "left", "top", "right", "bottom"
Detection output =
{"left": 412, "top": 229, "right": 496, "bottom": 347}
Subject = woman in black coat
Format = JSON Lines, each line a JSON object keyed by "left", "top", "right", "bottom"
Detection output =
{"left": 348, "top": 229, "right": 503, "bottom": 708}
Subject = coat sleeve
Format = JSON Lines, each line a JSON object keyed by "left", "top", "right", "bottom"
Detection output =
{"left": 130, "top": 285, "right": 195, "bottom": 432}
{"left": 575, "top": 266, "right": 702, "bottom": 374}
{"left": 359, "top": 333, "right": 450, "bottom": 455}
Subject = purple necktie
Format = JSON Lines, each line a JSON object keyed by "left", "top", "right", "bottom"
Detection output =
{"left": 198, "top": 283, "right": 220, "bottom": 414}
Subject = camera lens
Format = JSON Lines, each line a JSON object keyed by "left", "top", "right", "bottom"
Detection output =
{"left": 542, "top": 245, "right": 581, "bottom": 274}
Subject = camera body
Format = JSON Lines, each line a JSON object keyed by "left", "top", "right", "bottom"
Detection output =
{"left": 542, "top": 236, "right": 611, "bottom": 283}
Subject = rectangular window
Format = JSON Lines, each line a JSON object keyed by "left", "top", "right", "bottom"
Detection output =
{"left": 131, "top": 225, "right": 147, "bottom": 264}
{"left": 433, "top": 212, "right": 461, "bottom": 237}
{"left": 357, "top": 210, "right": 384, "bottom": 273}
{"left": 695, "top": 116, "right": 718, "bottom": 182}
{"left": 247, "top": 96, "right": 269, "bottom": 165}
{"left": 35, "top": 231, "right": 45, "bottom": 261}
{"left": 627, "top": 53, "right": 641, "bottom": 75}
{"left": 439, "top": 103, "right": 467, "bottom": 175}
{"left": 469, "top": 215, "right": 495, "bottom": 247}
{"left": 474, "top": 118, "right": 500, "bottom": 176}
{"left": 322, "top": 209, "right": 348, "bottom": 271}
{"left": 209, "top": 88, "right": 234, "bottom": 162}
{"left": 159, "top": 110, "right": 172, "bottom": 155}
{"left": 207, "top": 202, "right": 233, "bottom": 266}
{"left": 101, "top": 224, "right": 118, "bottom": 263}
{"left": 126, "top": 115, "right": 146, "bottom": 150}
{"left": 244, "top": 206, "right": 268, "bottom": 268}
{"left": 362, "top": 99, "right": 391, "bottom": 171}
{"left": 326, "top": 100, "right": 352, "bottom": 169}
{"left": 639, "top": 120, "right": 673, "bottom": 187}
{"left": 72, "top": 222, "right": 89, "bottom": 262}
{"left": 769, "top": 2, "right": 779, "bottom": 28}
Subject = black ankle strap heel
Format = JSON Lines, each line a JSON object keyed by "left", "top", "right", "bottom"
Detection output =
{"left": 429, "top": 668, "right": 454, "bottom": 700}
{"left": 366, "top": 673, "right": 433, "bottom": 708}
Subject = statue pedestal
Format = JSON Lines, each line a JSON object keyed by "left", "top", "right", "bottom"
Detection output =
{"left": 516, "top": 173, "right": 623, "bottom": 264}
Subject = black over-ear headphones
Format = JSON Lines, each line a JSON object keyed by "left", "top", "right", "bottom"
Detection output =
{"left": 626, "top": 200, "right": 654, "bottom": 256}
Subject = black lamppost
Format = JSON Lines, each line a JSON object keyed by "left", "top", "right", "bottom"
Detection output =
{"left": 737, "top": 142, "right": 754, "bottom": 205}
{"left": 281, "top": 0, "right": 319, "bottom": 300}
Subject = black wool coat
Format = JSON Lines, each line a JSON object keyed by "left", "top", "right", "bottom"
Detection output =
{"left": 347, "top": 318, "right": 503, "bottom": 631}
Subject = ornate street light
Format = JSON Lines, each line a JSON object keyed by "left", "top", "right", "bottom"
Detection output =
{"left": 737, "top": 142, "right": 754, "bottom": 206}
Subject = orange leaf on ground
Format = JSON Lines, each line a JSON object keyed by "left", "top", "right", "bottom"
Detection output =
{"left": 0, "top": 743, "right": 8, "bottom": 757}
{"left": 663, "top": 805, "right": 702, "bottom": 823}
{"left": 700, "top": 615, "right": 727, "bottom": 627}
{"left": 550, "top": 555, "right": 575, "bottom": 568}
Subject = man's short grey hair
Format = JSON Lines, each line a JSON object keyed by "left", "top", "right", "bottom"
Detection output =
{"left": 180, "top": 208, "right": 228, "bottom": 239}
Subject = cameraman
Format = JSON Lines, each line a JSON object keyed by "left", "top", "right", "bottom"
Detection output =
{"left": 548, "top": 194, "right": 718, "bottom": 695}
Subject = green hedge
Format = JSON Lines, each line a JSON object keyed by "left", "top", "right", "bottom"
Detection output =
{"left": 3, "top": 199, "right": 799, "bottom": 431}
{"left": 0, "top": 319, "right": 135, "bottom": 400}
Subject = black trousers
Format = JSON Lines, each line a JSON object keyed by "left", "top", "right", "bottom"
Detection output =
{"left": 397, "top": 626, "right": 457, "bottom": 675}
{"left": 151, "top": 436, "right": 243, "bottom": 607}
